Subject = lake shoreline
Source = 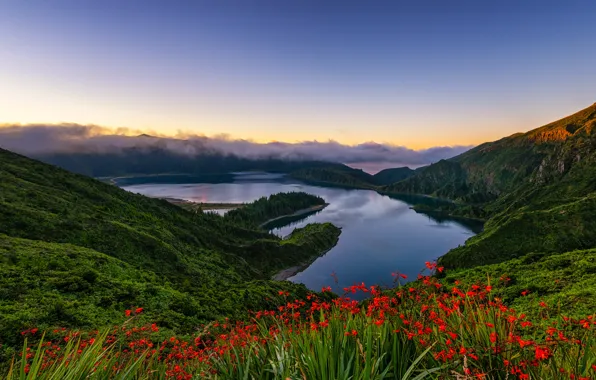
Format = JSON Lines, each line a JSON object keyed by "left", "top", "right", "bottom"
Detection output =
{"left": 167, "top": 199, "right": 244, "bottom": 210}
{"left": 272, "top": 245, "right": 335, "bottom": 281}
{"left": 122, "top": 177, "right": 480, "bottom": 291}
{"left": 259, "top": 203, "right": 329, "bottom": 229}
{"left": 149, "top": 197, "right": 245, "bottom": 211}
{"left": 272, "top": 265, "right": 305, "bottom": 281}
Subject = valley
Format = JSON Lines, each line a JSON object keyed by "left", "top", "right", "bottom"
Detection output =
{"left": 122, "top": 173, "right": 480, "bottom": 296}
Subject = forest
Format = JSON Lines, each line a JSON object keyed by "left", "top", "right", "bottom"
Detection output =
{"left": 224, "top": 192, "right": 326, "bottom": 228}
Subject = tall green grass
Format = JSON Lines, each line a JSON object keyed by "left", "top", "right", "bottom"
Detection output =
{"left": 6, "top": 271, "right": 596, "bottom": 379}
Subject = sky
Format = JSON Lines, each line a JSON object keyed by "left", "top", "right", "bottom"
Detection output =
{"left": 0, "top": 0, "right": 595, "bottom": 149}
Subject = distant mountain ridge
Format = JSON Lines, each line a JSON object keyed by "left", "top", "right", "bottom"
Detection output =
{"left": 31, "top": 148, "right": 354, "bottom": 178}
{"left": 372, "top": 167, "right": 415, "bottom": 185}
{"left": 30, "top": 145, "right": 416, "bottom": 190}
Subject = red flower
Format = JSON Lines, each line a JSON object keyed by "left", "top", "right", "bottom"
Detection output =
{"left": 125, "top": 310, "right": 132, "bottom": 317}
{"left": 490, "top": 332, "right": 497, "bottom": 343}
{"left": 135, "top": 307, "right": 144, "bottom": 314}
{"left": 535, "top": 346, "right": 550, "bottom": 360}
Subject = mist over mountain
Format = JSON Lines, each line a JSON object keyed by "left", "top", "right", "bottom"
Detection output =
{"left": 0, "top": 124, "right": 472, "bottom": 170}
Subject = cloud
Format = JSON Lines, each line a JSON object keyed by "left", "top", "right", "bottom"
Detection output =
{"left": 0, "top": 124, "right": 472, "bottom": 167}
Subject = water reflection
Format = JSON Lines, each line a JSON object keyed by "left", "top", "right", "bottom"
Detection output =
{"left": 122, "top": 173, "right": 481, "bottom": 296}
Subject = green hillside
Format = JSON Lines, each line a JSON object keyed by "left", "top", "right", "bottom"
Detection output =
{"left": 290, "top": 165, "right": 418, "bottom": 188}
{"left": 444, "top": 247, "right": 596, "bottom": 318}
{"left": 372, "top": 166, "right": 415, "bottom": 185}
{"left": 289, "top": 165, "right": 377, "bottom": 188}
{"left": 382, "top": 103, "right": 596, "bottom": 268}
{"left": 385, "top": 103, "right": 596, "bottom": 203}
{"left": 0, "top": 148, "right": 340, "bottom": 359}
{"left": 224, "top": 192, "right": 326, "bottom": 228}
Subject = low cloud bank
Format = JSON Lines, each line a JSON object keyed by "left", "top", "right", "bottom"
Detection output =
{"left": 0, "top": 124, "right": 472, "bottom": 168}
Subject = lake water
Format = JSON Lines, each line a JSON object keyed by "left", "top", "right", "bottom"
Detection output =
{"left": 120, "top": 173, "right": 482, "bottom": 295}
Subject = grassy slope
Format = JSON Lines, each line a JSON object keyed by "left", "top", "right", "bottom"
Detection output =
{"left": 444, "top": 247, "right": 596, "bottom": 318}
{"left": 381, "top": 104, "right": 596, "bottom": 268}
{"left": 0, "top": 229, "right": 340, "bottom": 348}
{"left": 440, "top": 194, "right": 596, "bottom": 268}
{"left": 0, "top": 148, "right": 341, "bottom": 355}
{"left": 0, "top": 148, "right": 340, "bottom": 281}
{"left": 385, "top": 103, "right": 596, "bottom": 203}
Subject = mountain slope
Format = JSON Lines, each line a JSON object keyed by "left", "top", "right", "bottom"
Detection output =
{"left": 382, "top": 103, "right": 596, "bottom": 268}
{"left": 31, "top": 147, "right": 352, "bottom": 178}
{"left": 384, "top": 103, "right": 596, "bottom": 203}
{"left": 0, "top": 148, "right": 340, "bottom": 350}
{"left": 289, "top": 165, "right": 377, "bottom": 188}
{"left": 372, "top": 167, "right": 415, "bottom": 185}
{"left": 445, "top": 247, "right": 596, "bottom": 318}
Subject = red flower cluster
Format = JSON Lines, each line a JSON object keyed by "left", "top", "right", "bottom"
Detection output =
{"left": 15, "top": 262, "right": 596, "bottom": 379}
{"left": 124, "top": 307, "right": 144, "bottom": 317}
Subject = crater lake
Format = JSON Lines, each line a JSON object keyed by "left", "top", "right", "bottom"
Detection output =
{"left": 119, "top": 172, "right": 482, "bottom": 296}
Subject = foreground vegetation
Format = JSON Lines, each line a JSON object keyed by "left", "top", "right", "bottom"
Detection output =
{"left": 5, "top": 264, "right": 596, "bottom": 379}
{"left": 444, "top": 248, "right": 596, "bottom": 319}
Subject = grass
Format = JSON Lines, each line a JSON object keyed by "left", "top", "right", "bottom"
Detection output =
{"left": 444, "top": 247, "right": 596, "bottom": 318}
{"left": 4, "top": 264, "right": 596, "bottom": 379}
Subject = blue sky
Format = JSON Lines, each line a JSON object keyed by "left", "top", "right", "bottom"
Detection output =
{"left": 0, "top": 0, "right": 595, "bottom": 148}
